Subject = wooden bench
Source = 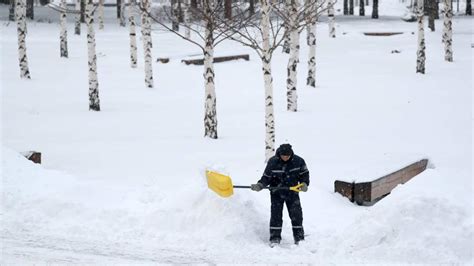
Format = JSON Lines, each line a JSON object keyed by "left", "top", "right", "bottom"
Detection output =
{"left": 22, "top": 151, "right": 42, "bottom": 164}
{"left": 335, "top": 159, "right": 429, "bottom": 205}
{"left": 363, "top": 32, "right": 404, "bottom": 36}
{"left": 182, "top": 54, "right": 250, "bottom": 65}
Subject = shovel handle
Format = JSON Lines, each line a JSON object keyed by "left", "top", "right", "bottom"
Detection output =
{"left": 233, "top": 183, "right": 304, "bottom": 192}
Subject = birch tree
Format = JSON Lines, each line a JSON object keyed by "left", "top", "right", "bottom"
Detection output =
{"left": 86, "top": 0, "right": 101, "bottom": 111}
{"left": 261, "top": 0, "right": 276, "bottom": 160}
{"left": 306, "top": 0, "right": 317, "bottom": 88}
{"left": 184, "top": 0, "right": 192, "bottom": 38}
{"left": 75, "top": 0, "right": 81, "bottom": 35}
{"left": 99, "top": 0, "right": 104, "bottom": 30}
{"left": 328, "top": 0, "right": 335, "bottom": 38}
{"left": 60, "top": 0, "right": 68, "bottom": 58}
{"left": 359, "top": 0, "right": 365, "bottom": 16}
{"left": 9, "top": 0, "right": 15, "bottom": 21}
{"left": 120, "top": 0, "right": 127, "bottom": 27}
{"left": 427, "top": 0, "right": 436, "bottom": 31}
{"left": 16, "top": 0, "right": 31, "bottom": 79}
{"left": 141, "top": 0, "right": 237, "bottom": 139}
{"left": 215, "top": 0, "right": 325, "bottom": 159}
{"left": 286, "top": 0, "right": 299, "bottom": 112}
{"left": 141, "top": 0, "right": 154, "bottom": 88}
{"left": 442, "top": 0, "right": 453, "bottom": 62}
{"left": 215, "top": 0, "right": 283, "bottom": 159}
{"left": 26, "top": 0, "right": 33, "bottom": 19}
{"left": 416, "top": 0, "right": 426, "bottom": 74}
{"left": 129, "top": 0, "right": 138, "bottom": 67}
{"left": 171, "top": 0, "right": 180, "bottom": 31}
{"left": 372, "top": 0, "right": 379, "bottom": 18}
{"left": 281, "top": 3, "right": 290, "bottom": 54}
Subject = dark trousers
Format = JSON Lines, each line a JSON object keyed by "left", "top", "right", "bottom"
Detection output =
{"left": 269, "top": 192, "right": 304, "bottom": 242}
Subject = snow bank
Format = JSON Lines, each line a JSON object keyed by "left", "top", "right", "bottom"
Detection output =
{"left": 3, "top": 145, "right": 472, "bottom": 264}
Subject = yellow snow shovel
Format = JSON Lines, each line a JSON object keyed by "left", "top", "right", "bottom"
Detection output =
{"left": 206, "top": 170, "right": 304, "bottom": 198}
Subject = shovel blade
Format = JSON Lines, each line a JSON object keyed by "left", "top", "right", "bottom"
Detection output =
{"left": 206, "top": 170, "right": 234, "bottom": 197}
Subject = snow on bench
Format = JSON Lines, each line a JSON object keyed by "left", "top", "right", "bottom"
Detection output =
{"left": 335, "top": 155, "right": 430, "bottom": 205}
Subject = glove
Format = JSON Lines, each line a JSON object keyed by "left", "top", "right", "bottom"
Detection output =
{"left": 251, "top": 183, "right": 264, "bottom": 192}
{"left": 299, "top": 182, "right": 308, "bottom": 192}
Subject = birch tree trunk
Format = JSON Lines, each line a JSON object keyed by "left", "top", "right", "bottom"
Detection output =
{"left": 75, "top": 0, "right": 81, "bottom": 35}
{"left": 141, "top": 0, "right": 154, "bottom": 88}
{"left": 98, "top": 0, "right": 104, "bottom": 30}
{"left": 120, "top": 1, "right": 127, "bottom": 27}
{"left": 117, "top": 0, "right": 122, "bottom": 18}
{"left": 306, "top": 0, "right": 316, "bottom": 87}
{"left": 249, "top": 0, "right": 255, "bottom": 15}
{"left": 416, "top": 0, "right": 426, "bottom": 74}
{"left": 428, "top": 0, "right": 436, "bottom": 31}
{"left": 60, "top": 0, "right": 68, "bottom": 58}
{"left": 261, "top": 0, "right": 275, "bottom": 161}
{"left": 80, "top": 0, "right": 85, "bottom": 23}
{"left": 26, "top": 0, "right": 33, "bottom": 20}
{"left": 86, "top": 0, "right": 100, "bottom": 111}
{"left": 16, "top": 0, "right": 30, "bottom": 79}
{"left": 282, "top": 2, "right": 290, "bottom": 54}
{"left": 328, "top": 0, "right": 336, "bottom": 38}
{"left": 184, "top": 0, "right": 191, "bottom": 39}
{"left": 442, "top": 0, "right": 453, "bottom": 62}
{"left": 171, "top": 0, "right": 179, "bottom": 31}
{"left": 372, "top": 0, "right": 379, "bottom": 18}
{"left": 9, "top": 0, "right": 15, "bottom": 21}
{"left": 360, "top": 0, "right": 365, "bottom": 16}
{"left": 203, "top": 0, "right": 218, "bottom": 139}
{"left": 129, "top": 0, "right": 138, "bottom": 68}
{"left": 287, "top": 0, "right": 299, "bottom": 112}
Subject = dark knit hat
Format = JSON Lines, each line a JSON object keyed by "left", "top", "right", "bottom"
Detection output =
{"left": 278, "top": 144, "right": 293, "bottom": 156}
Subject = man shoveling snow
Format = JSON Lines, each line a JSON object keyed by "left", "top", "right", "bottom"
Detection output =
{"left": 251, "top": 144, "right": 310, "bottom": 247}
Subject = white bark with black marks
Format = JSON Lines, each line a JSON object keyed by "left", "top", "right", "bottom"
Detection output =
{"left": 306, "top": 0, "right": 317, "bottom": 87}
{"left": 141, "top": 0, "right": 154, "bottom": 88}
{"left": 442, "top": 0, "right": 453, "bottom": 62}
{"left": 261, "top": 0, "right": 275, "bottom": 161}
{"left": 171, "top": 0, "right": 179, "bottom": 31}
{"left": 203, "top": 3, "right": 218, "bottom": 139}
{"left": 287, "top": 0, "right": 299, "bottom": 112}
{"left": 99, "top": 0, "right": 104, "bottom": 29}
{"left": 75, "top": 0, "right": 81, "bottom": 35}
{"left": 129, "top": 0, "right": 138, "bottom": 68}
{"left": 86, "top": 0, "right": 100, "bottom": 111}
{"left": 60, "top": 0, "right": 68, "bottom": 58}
{"left": 282, "top": 2, "right": 290, "bottom": 54}
{"left": 184, "top": 0, "right": 191, "bottom": 39}
{"left": 416, "top": 0, "right": 426, "bottom": 74}
{"left": 328, "top": 0, "right": 336, "bottom": 38}
{"left": 16, "top": 0, "right": 30, "bottom": 79}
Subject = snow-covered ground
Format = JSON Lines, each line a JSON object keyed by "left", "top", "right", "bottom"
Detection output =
{"left": 1, "top": 2, "right": 473, "bottom": 264}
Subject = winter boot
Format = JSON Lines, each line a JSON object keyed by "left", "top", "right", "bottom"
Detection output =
{"left": 269, "top": 239, "right": 281, "bottom": 248}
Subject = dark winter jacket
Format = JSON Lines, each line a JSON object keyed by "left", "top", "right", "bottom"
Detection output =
{"left": 258, "top": 147, "right": 310, "bottom": 192}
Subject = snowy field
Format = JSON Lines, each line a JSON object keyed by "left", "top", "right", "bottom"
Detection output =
{"left": 1, "top": 2, "right": 473, "bottom": 265}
